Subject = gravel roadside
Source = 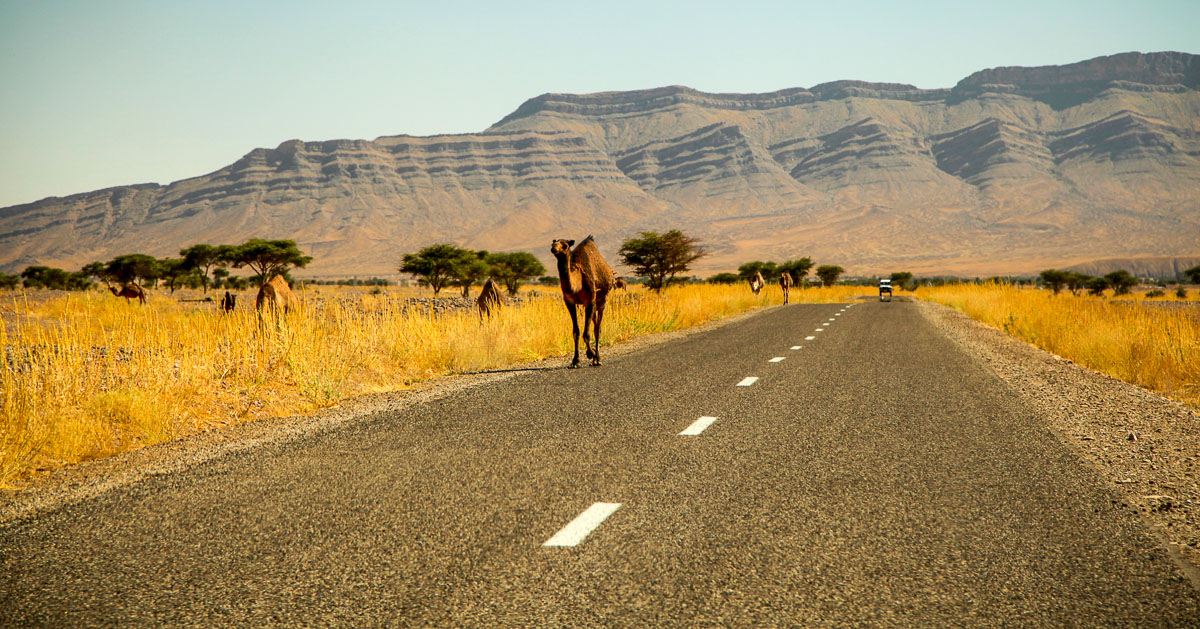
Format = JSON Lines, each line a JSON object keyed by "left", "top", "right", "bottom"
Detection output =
{"left": 917, "top": 300, "right": 1200, "bottom": 583}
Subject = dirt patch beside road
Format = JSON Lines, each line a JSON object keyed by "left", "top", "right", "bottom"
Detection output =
{"left": 918, "top": 301, "right": 1200, "bottom": 577}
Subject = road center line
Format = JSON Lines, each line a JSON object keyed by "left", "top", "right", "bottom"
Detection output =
{"left": 769, "top": 357, "right": 785, "bottom": 362}
{"left": 790, "top": 346, "right": 802, "bottom": 350}
{"left": 737, "top": 377, "right": 759, "bottom": 387}
{"left": 805, "top": 336, "right": 816, "bottom": 340}
{"left": 543, "top": 503, "right": 622, "bottom": 547}
{"left": 680, "top": 416, "right": 718, "bottom": 435}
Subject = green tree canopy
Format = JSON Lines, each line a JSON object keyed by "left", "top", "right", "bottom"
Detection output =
{"left": 400, "top": 244, "right": 477, "bottom": 296}
{"left": 778, "top": 258, "right": 814, "bottom": 283}
{"left": 105, "top": 254, "right": 160, "bottom": 286}
{"left": 890, "top": 271, "right": 914, "bottom": 290}
{"left": 485, "top": 251, "right": 546, "bottom": 296}
{"left": 1183, "top": 265, "right": 1200, "bottom": 285}
{"left": 1066, "top": 272, "right": 1091, "bottom": 296}
{"left": 180, "top": 243, "right": 229, "bottom": 293}
{"left": 1085, "top": 276, "right": 1109, "bottom": 296}
{"left": 451, "top": 251, "right": 491, "bottom": 298}
{"left": 1103, "top": 270, "right": 1137, "bottom": 296}
{"left": 157, "top": 258, "right": 198, "bottom": 293}
{"left": 815, "top": 265, "right": 845, "bottom": 287}
{"left": 21, "top": 266, "right": 70, "bottom": 289}
{"left": 0, "top": 272, "right": 19, "bottom": 290}
{"left": 1039, "top": 269, "right": 1069, "bottom": 295}
{"left": 706, "top": 272, "right": 742, "bottom": 285}
{"left": 618, "top": 230, "right": 706, "bottom": 292}
{"left": 737, "top": 261, "right": 778, "bottom": 282}
{"left": 226, "top": 239, "right": 312, "bottom": 283}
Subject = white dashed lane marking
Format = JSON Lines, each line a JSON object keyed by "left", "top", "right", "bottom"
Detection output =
{"left": 790, "top": 346, "right": 802, "bottom": 350}
{"left": 737, "top": 377, "right": 759, "bottom": 387}
{"left": 680, "top": 416, "right": 718, "bottom": 436}
{"left": 805, "top": 336, "right": 816, "bottom": 340}
{"left": 769, "top": 357, "right": 785, "bottom": 363}
{"left": 543, "top": 503, "right": 622, "bottom": 547}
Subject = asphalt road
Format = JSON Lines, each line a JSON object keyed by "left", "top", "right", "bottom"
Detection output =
{"left": 3, "top": 301, "right": 1199, "bottom": 627}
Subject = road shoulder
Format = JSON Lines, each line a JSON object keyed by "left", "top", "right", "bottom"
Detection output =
{"left": 917, "top": 300, "right": 1200, "bottom": 585}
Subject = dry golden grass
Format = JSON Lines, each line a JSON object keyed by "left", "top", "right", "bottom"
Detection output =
{"left": 1, "top": 283, "right": 861, "bottom": 487}
{"left": 917, "top": 283, "right": 1200, "bottom": 408}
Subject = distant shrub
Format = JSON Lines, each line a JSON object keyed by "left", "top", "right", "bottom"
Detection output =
{"left": 1145, "top": 289, "right": 1165, "bottom": 298}
{"left": 1177, "top": 286, "right": 1189, "bottom": 299}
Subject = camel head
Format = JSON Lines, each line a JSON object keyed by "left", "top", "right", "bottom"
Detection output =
{"left": 550, "top": 239, "right": 575, "bottom": 258}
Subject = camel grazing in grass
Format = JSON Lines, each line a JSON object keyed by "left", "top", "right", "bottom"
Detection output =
{"left": 779, "top": 272, "right": 793, "bottom": 304}
{"left": 256, "top": 275, "right": 300, "bottom": 320}
{"left": 108, "top": 283, "right": 146, "bottom": 305}
{"left": 476, "top": 277, "right": 504, "bottom": 320}
{"left": 551, "top": 236, "right": 615, "bottom": 368}
{"left": 749, "top": 271, "right": 765, "bottom": 296}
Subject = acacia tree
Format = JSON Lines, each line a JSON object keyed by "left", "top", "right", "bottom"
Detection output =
{"left": 451, "top": 251, "right": 491, "bottom": 298}
{"left": 400, "top": 244, "right": 476, "bottom": 296}
{"left": 779, "top": 258, "right": 815, "bottom": 285}
{"left": 1039, "top": 269, "right": 1069, "bottom": 295}
{"left": 618, "top": 230, "right": 706, "bottom": 292}
{"left": 105, "top": 254, "right": 160, "bottom": 286}
{"left": 737, "top": 261, "right": 778, "bottom": 283}
{"left": 1066, "top": 272, "right": 1090, "bottom": 296}
{"left": 180, "top": 243, "right": 227, "bottom": 293}
{"left": 890, "top": 271, "right": 914, "bottom": 291}
{"left": 816, "top": 265, "right": 845, "bottom": 287}
{"left": 1183, "top": 265, "right": 1200, "bottom": 285}
{"left": 486, "top": 251, "right": 546, "bottom": 296}
{"left": 1104, "top": 270, "right": 1137, "bottom": 296}
{"left": 227, "top": 239, "right": 312, "bottom": 284}
{"left": 157, "top": 258, "right": 197, "bottom": 293}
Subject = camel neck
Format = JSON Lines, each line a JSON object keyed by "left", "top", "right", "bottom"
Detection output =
{"left": 555, "top": 252, "right": 580, "bottom": 293}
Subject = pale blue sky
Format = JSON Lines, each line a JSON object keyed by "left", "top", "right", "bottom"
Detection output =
{"left": 2, "top": 0, "right": 1197, "bottom": 207}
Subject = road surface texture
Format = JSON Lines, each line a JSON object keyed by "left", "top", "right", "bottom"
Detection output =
{"left": 3, "top": 301, "right": 1198, "bottom": 626}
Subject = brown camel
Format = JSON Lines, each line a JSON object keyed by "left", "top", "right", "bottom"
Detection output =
{"left": 613, "top": 277, "right": 628, "bottom": 290}
{"left": 779, "top": 272, "right": 793, "bottom": 304}
{"left": 476, "top": 277, "right": 504, "bottom": 320}
{"left": 749, "top": 271, "right": 765, "bottom": 296}
{"left": 256, "top": 275, "right": 300, "bottom": 319}
{"left": 108, "top": 283, "right": 146, "bottom": 305}
{"left": 551, "top": 235, "right": 615, "bottom": 368}
{"left": 220, "top": 290, "right": 236, "bottom": 313}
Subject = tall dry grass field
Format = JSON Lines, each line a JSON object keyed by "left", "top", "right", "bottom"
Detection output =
{"left": 1, "top": 283, "right": 860, "bottom": 487}
{"left": 919, "top": 283, "right": 1200, "bottom": 408}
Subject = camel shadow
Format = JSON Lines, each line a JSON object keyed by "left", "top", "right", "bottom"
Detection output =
{"left": 466, "top": 366, "right": 555, "bottom": 375}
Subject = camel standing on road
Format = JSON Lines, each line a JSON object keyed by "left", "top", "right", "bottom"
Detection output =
{"left": 779, "top": 272, "right": 793, "bottom": 304}
{"left": 256, "top": 275, "right": 300, "bottom": 320}
{"left": 108, "top": 283, "right": 146, "bottom": 305}
{"left": 749, "top": 271, "right": 765, "bottom": 296}
{"left": 551, "top": 236, "right": 615, "bottom": 368}
{"left": 476, "top": 277, "right": 504, "bottom": 320}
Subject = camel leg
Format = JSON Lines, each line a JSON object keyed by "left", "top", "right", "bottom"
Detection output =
{"left": 566, "top": 302, "right": 582, "bottom": 368}
{"left": 591, "top": 298, "right": 606, "bottom": 366}
{"left": 583, "top": 302, "right": 596, "bottom": 361}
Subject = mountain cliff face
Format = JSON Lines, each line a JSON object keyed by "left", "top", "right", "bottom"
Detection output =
{"left": 3, "top": 51, "right": 1198, "bottom": 277}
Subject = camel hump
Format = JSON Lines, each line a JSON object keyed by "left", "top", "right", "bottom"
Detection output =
{"left": 571, "top": 236, "right": 614, "bottom": 291}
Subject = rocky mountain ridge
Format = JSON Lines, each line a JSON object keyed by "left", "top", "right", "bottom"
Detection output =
{"left": 3, "top": 51, "right": 1198, "bottom": 277}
